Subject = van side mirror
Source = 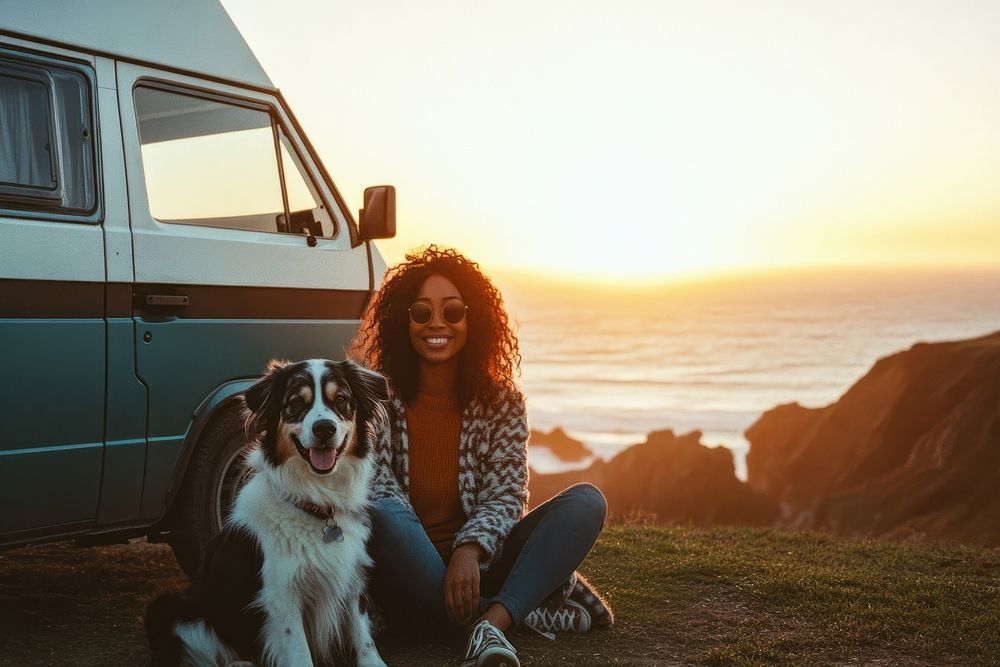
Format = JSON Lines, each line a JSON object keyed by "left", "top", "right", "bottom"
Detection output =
{"left": 359, "top": 185, "right": 396, "bottom": 240}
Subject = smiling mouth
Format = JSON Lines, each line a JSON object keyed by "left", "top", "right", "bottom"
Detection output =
{"left": 291, "top": 434, "right": 339, "bottom": 474}
{"left": 423, "top": 336, "right": 452, "bottom": 348}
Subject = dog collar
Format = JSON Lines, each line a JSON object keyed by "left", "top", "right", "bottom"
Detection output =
{"left": 296, "top": 501, "right": 334, "bottom": 519}
{"left": 294, "top": 501, "right": 345, "bottom": 544}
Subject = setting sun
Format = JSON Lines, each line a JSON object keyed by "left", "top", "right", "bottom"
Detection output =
{"left": 220, "top": 0, "right": 1000, "bottom": 281}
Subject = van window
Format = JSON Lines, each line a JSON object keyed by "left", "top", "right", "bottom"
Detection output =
{"left": 0, "top": 56, "right": 97, "bottom": 216}
{"left": 134, "top": 86, "right": 333, "bottom": 238}
{"left": 277, "top": 128, "right": 334, "bottom": 238}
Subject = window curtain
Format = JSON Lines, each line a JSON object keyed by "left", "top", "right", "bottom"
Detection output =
{"left": 51, "top": 70, "right": 93, "bottom": 211}
{"left": 0, "top": 76, "right": 53, "bottom": 188}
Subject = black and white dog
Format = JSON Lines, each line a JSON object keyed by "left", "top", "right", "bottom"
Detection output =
{"left": 147, "top": 359, "right": 390, "bottom": 667}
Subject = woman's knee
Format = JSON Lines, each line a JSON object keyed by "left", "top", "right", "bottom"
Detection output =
{"left": 563, "top": 483, "right": 608, "bottom": 529}
{"left": 369, "top": 498, "right": 420, "bottom": 548}
{"left": 371, "top": 496, "right": 406, "bottom": 516}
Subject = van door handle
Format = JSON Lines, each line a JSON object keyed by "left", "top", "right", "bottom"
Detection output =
{"left": 146, "top": 294, "right": 189, "bottom": 308}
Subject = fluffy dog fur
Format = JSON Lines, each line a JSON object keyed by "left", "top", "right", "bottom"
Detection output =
{"left": 146, "top": 359, "right": 390, "bottom": 667}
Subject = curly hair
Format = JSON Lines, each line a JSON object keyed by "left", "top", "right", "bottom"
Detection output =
{"left": 350, "top": 245, "right": 521, "bottom": 407}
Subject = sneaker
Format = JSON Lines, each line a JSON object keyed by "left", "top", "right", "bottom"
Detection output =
{"left": 461, "top": 620, "right": 519, "bottom": 667}
{"left": 523, "top": 598, "right": 592, "bottom": 635}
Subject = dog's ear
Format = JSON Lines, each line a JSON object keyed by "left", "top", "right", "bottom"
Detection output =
{"left": 243, "top": 359, "right": 291, "bottom": 439}
{"left": 341, "top": 360, "right": 390, "bottom": 404}
{"left": 339, "top": 360, "right": 390, "bottom": 455}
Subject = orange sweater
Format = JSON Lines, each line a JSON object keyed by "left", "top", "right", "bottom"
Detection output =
{"left": 405, "top": 392, "right": 466, "bottom": 561}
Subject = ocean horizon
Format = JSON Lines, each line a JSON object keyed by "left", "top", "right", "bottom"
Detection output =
{"left": 493, "top": 266, "right": 1000, "bottom": 480}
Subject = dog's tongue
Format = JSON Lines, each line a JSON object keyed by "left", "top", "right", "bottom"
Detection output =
{"left": 309, "top": 447, "right": 336, "bottom": 472}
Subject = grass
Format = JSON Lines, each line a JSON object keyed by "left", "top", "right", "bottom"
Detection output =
{"left": 560, "top": 525, "right": 1000, "bottom": 666}
{"left": 1, "top": 525, "right": 998, "bottom": 665}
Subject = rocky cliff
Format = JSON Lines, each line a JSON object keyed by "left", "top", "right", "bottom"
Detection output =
{"left": 528, "top": 427, "right": 592, "bottom": 462}
{"left": 528, "top": 429, "right": 778, "bottom": 526}
{"left": 745, "top": 330, "right": 1000, "bottom": 545}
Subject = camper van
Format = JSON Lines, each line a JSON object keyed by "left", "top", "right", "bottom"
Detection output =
{"left": 0, "top": 0, "right": 395, "bottom": 574}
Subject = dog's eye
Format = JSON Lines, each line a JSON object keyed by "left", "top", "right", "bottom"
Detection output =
{"left": 335, "top": 395, "right": 348, "bottom": 406}
{"left": 288, "top": 397, "right": 305, "bottom": 411}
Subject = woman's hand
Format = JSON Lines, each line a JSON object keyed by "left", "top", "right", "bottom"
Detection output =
{"left": 444, "top": 543, "right": 484, "bottom": 623}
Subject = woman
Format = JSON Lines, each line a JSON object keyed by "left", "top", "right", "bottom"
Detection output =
{"left": 351, "top": 246, "right": 612, "bottom": 667}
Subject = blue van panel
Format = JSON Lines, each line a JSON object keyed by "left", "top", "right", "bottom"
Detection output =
{"left": 0, "top": 320, "right": 104, "bottom": 451}
{"left": 139, "top": 434, "right": 185, "bottom": 520}
{"left": 0, "top": 442, "right": 103, "bottom": 533}
{"left": 96, "top": 319, "right": 147, "bottom": 525}
{"left": 135, "top": 319, "right": 360, "bottom": 437}
{"left": 105, "top": 319, "right": 147, "bottom": 442}
{"left": 97, "top": 438, "right": 146, "bottom": 525}
{"left": 0, "top": 320, "right": 104, "bottom": 533}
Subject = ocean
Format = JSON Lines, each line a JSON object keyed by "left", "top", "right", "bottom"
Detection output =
{"left": 494, "top": 268, "right": 1000, "bottom": 479}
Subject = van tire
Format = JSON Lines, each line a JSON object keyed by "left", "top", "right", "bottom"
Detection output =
{"left": 167, "top": 407, "right": 252, "bottom": 577}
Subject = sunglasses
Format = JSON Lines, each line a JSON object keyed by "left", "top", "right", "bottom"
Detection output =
{"left": 408, "top": 301, "right": 468, "bottom": 325}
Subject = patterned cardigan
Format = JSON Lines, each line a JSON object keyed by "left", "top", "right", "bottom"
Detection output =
{"left": 369, "top": 387, "right": 615, "bottom": 628}
{"left": 370, "top": 387, "right": 529, "bottom": 567}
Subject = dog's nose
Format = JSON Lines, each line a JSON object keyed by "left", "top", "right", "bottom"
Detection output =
{"left": 312, "top": 419, "right": 336, "bottom": 441}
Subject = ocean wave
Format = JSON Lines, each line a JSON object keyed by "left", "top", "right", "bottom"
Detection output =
{"left": 526, "top": 405, "right": 761, "bottom": 436}
{"left": 510, "top": 270, "right": 1000, "bottom": 482}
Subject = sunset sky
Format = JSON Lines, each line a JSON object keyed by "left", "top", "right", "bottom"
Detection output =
{"left": 221, "top": 0, "right": 1000, "bottom": 282}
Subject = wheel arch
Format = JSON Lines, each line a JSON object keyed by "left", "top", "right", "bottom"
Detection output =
{"left": 153, "top": 377, "right": 258, "bottom": 528}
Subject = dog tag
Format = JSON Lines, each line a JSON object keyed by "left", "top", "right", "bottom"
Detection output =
{"left": 323, "top": 520, "right": 344, "bottom": 544}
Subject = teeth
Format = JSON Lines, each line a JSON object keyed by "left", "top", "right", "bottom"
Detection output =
{"left": 425, "top": 337, "right": 450, "bottom": 345}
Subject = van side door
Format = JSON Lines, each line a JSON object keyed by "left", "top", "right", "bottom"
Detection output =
{"left": 0, "top": 43, "right": 105, "bottom": 542}
{"left": 116, "top": 63, "right": 372, "bottom": 522}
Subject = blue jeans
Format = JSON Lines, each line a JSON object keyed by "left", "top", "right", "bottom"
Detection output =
{"left": 369, "top": 483, "right": 607, "bottom": 632}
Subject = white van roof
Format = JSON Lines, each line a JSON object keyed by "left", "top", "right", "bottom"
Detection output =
{"left": 0, "top": 0, "right": 273, "bottom": 89}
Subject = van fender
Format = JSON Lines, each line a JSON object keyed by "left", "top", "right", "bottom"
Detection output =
{"left": 155, "top": 378, "right": 258, "bottom": 524}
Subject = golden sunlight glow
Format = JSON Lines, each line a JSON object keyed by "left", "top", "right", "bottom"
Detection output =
{"left": 218, "top": 0, "right": 1000, "bottom": 280}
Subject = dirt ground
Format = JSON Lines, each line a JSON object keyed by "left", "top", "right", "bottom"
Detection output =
{"left": 1, "top": 539, "right": 181, "bottom": 666}
{"left": 9, "top": 526, "right": 983, "bottom": 666}
{"left": 0, "top": 539, "right": 624, "bottom": 667}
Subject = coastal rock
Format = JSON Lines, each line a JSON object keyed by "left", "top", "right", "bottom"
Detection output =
{"left": 745, "top": 330, "right": 1000, "bottom": 545}
{"left": 529, "top": 429, "right": 778, "bottom": 526}
{"left": 528, "top": 427, "right": 592, "bottom": 462}
{"left": 744, "top": 402, "right": 832, "bottom": 505}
